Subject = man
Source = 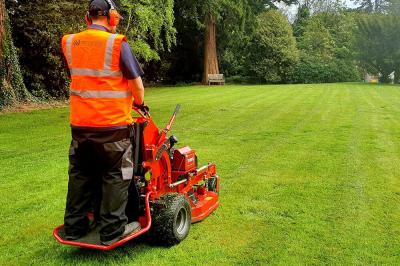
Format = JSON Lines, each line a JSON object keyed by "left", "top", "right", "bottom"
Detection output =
{"left": 61, "top": 0, "right": 146, "bottom": 245}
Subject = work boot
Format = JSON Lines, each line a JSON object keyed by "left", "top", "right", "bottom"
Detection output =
{"left": 64, "top": 213, "right": 98, "bottom": 241}
{"left": 65, "top": 233, "right": 85, "bottom": 241}
{"left": 101, "top": 222, "right": 141, "bottom": 246}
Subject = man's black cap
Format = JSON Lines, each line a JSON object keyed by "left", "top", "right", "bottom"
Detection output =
{"left": 88, "top": 0, "right": 118, "bottom": 16}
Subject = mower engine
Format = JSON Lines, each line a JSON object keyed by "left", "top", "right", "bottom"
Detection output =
{"left": 172, "top": 147, "right": 196, "bottom": 176}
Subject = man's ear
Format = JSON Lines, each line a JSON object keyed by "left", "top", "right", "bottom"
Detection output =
{"left": 84, "top": 12, "right": 92, "bottom": 26}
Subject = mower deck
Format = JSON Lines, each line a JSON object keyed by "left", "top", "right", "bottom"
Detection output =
{"left": 191, "top": 190, "right": 219, "bottom": 223}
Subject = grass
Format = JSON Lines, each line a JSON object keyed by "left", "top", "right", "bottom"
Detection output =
{"left": 0, "top": 83, "right": 399, "bottom": 265}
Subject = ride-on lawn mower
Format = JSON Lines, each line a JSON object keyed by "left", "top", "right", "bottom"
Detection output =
{"left": 53, "top": 105, "right": 220, "bottom": 250}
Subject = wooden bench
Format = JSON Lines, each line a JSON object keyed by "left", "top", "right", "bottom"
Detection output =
{"left": 208, "top": 74, "right": 225, "bottom": 85}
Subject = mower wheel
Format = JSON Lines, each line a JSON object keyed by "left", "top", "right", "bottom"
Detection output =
{"left": 207, "top": 176, "right": 219, "bottom": 194}
{"left": 150, "top": 193, "right": 191, "bottom": 246}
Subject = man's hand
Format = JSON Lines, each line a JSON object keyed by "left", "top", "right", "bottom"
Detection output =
{"left": 133, "top": 102, "right": 149, "bottom": 113}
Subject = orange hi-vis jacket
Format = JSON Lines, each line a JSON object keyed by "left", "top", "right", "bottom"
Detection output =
{"left": 61, "top": 29, "right": 133, "bottom": 128}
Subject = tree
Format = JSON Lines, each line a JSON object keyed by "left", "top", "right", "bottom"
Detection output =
{"left": 290, "top": 0, "right": 347, "bottom": 18}
{"left": 203, "top": 12, "right": 219, "bottom": 84}
{"left": 293, "top": 0, "right": 347, "bottom": 38}
{"left": 149, "top": 0, "right": 222, "bottom": 84}
{"left": 352, "top": 0, "right": 389, "bottom": 12}
{"left": 145, "top": 0, "right": 205, "bottom": 83}
{"left": 118, "top": 0, "right": 176, "bottom": 61}
{"left": 352, "top": 0, "right": 400, "bottom": 13}
{"left": 386, "top": 0, "right": 400, "bottom": 14}
{"left": 293, "top": 4, "right": 311, "bottom": 38}
{"left": 191, "top": 0, "right": 297, "bottom": 84}
{"left": 0, "top": 0, "right": 30, "bottom": 109}
{"left": 294, "top": 16, "right": 335, "bottom": 83}
{"left": 247, "top": 10, "right": 299, "bottom": 83}
{"left": 293, "top": 12, "right": 360, "bottom": 83}
{"left": 200, "top": 0, "right": 242, "bottom": 84}
{"left": 356, "top": 13, "right": 400, "bottom": 83}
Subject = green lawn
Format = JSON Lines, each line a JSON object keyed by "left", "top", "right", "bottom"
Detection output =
{"left": 0, "top": 83, "right": 399, "bottom": 265}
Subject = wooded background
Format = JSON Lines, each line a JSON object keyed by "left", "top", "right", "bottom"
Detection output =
{"left": 1, "top": 0, "right": 400, "bottom": 109}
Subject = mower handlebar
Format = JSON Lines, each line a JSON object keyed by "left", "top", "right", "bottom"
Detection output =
{"left": 133, "top": 104, "right": 180, "bottom": 136}
{"left": 164, "top": 104, "right": 180, "bottom": 133}
{"left": 133, "top": 105, "right": 150, "bottom": 118}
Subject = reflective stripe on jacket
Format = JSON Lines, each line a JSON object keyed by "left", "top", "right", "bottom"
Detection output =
{"left": 62, "top": 29, "right": 133, "bottom": 127}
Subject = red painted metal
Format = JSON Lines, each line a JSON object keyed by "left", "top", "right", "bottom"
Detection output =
{"left": 53, "top": 106, "right": 220, "bottom": 250}
{"left": 172, "top": 147, "right": 197, "bottom": 172}
{"left": 191, "top": 191, "right": 219, "bottom": 223}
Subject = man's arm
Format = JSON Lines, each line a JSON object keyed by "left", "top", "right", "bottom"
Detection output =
{"left": 129, "top": 77, "right": 144, "bottom": 105}
{"left": 120, "top": 41, "right": 145, "bottom": 105}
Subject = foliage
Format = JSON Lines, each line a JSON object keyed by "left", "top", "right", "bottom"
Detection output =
{"left": 136, "top": 0, "right": 205, "bottom": 83}
{"left": 352, "top": 0, "right": 400, "bottom": 14}
{"left": 118, "top": 0, "right": 176, "bottom": 61}
{"left": 246, "top": 10, "right": 299, "bottom": 83}
{"left": 352, "top": 0, "right": 389, "bottom": 13}
{"left": 6, "top": 0, "right": 87, "bottom": 98}
{"left": 157, "top": 0, "right": 204, "bottom": 83}
{"left": 0, "top": 12, "right": 31, "bottom": 109}
{"left": 355, "top": 13, "right": 400, "bottom": 83}
{"left": 217, "top": 1, "right": 297, "bottom": 82}
{"left": 298, "top": 17, "right": 335, "bottom": 60}
{"left": 292, "top": 56, "right": 361, "bottom": 83}
{"left": 219, "top": 4, "right": 360, "bottom": 84}
{"left": 160, "top": 0, "right": 298, "bottom": 83}
{"left": 386, "top": 0, "right": 400, "bottom": 14}
{"left": 293, "top": 12, "right": 361, "bottom": 83}
{"left": 293, "top": 4, "right": 311, "bottom": 38}
{"left": 217, "top": 2, "right": 258, "bottom": 78}
{"left": 156, "top": 0, "right": 297, "bottom": 83}
{"left": 6, "top": 0, "right": 177, "bottom": 97}
{"left": 297, "top": 0, "right": 346, "bottom": 13}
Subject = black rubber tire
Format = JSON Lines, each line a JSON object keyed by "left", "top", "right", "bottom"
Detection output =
{"left": 149, "top": 193, "right": 191, "bottom": 246}
{"left": 207, "top": 176, "right": 219, "bottom": 194}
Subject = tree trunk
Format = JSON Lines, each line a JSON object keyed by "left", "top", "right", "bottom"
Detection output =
{"left": 0, "top": 0, "right": 31, "bottom": 109}
{"left": 0, "top": 0, "right": 5, "bottom": 58}
{"left": 202, "top": 13, "right": 219, "bottom": 85}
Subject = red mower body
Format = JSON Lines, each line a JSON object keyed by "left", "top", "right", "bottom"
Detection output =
{"left": 172, "top": 147, "right": 197, "bottom": 172}
{"left": 53, "top": 105, "right": 220, "bottom": 250}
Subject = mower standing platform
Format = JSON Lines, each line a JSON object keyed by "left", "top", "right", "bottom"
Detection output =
{"left": 53, "top": 105, "right": 220, "bottom": 250}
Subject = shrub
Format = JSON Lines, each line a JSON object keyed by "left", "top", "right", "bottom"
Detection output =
{"left": 246, "top": 10, "right": 299, "bottom": 83}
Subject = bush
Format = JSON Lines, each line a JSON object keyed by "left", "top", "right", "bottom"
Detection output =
{"left": 225, "top": 75, "right": 260, "bottom": 84}
{"left": 292, "top": 13, "right": 361, "bottom": 83}
{"left": 7, "top": 0, "right": 87, "bottom": 98}
{"left": 246, "top": 10, "right": 299, "bottom": 83}
{"left": 0, "top": 13, "right": 31, "bottom": 109}
{"left": 292, "top": 57, "right": 361, "bottom": 84}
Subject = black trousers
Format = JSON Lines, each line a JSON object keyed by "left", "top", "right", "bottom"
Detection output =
{"left": 64, "top": 128, "right": 134, "bottom": 242}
